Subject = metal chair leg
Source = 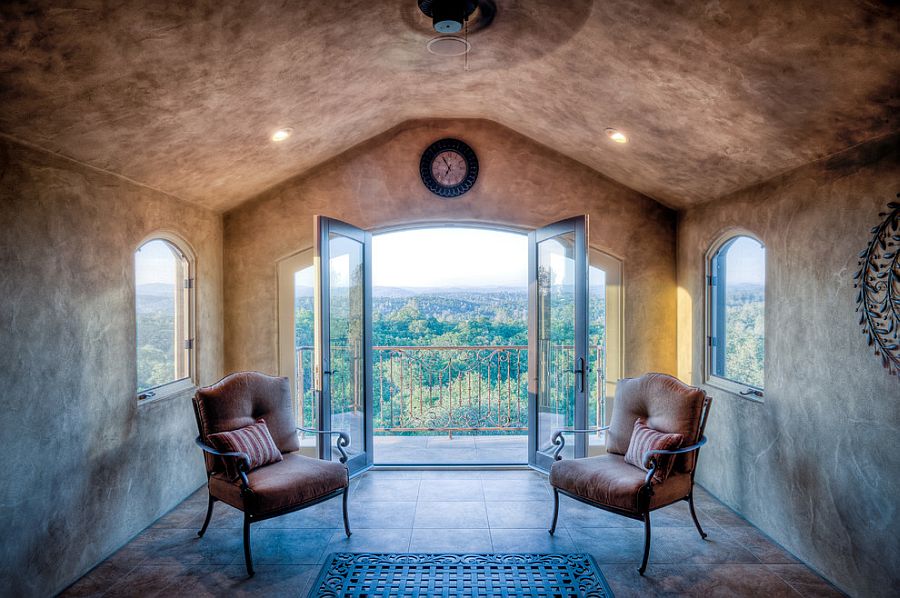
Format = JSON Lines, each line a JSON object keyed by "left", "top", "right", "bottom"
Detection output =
{"left": 342, "top": 486, "right": 352, "bottom": 538}
{"left": 688, "top": 493, "right": 708, "bottom": 539}
{"left": 197, "top": 494, "right": 215, "bottom": 537}
{"left": 638, "top": 512, "right": 651, "bottom": 575}
{"left": 243, "top": 515, "right": 254, "bottom": 577}
{"left": 548, "top": 488, "right": 560, "bottom": 535}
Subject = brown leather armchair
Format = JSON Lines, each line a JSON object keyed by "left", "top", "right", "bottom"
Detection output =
{"left": 192, "top": 371, "right": 352, "bottom": 576}
{"left": 548, "top": 373, "right": 712, "bottom": 575}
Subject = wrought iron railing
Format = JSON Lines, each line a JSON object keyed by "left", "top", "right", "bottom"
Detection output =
{"left": 293, "top": 344, "right": 606, "bottom": 436}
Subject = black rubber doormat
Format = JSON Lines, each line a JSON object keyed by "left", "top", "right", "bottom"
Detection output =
{"left": 308, "top": 553, "right": 614, "bottom": 597}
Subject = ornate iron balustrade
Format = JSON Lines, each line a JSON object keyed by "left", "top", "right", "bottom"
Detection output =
{"left": 293, "top": 344, "right": 606, "bottom": 436}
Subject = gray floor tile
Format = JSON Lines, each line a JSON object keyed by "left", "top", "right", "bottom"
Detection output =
{"left": 767, "top": 564, "right": 847, "bottom": 597}
{"left": 417, "top": 479, "right": 484, "bottom": 501}
{"left": 413, "top": 501, "right": 488, "bottom": 528}
{"left": 418, "top": 469, "right": 484, "bottom": 480}
{"left": 250, "top": 528, "right": 336, "bottom": 565}
{"left": 346, "top": 500, "right": 416, "bottom": 529}
{"left": 353, "top": 477, "right": 421, "bottom": 501}
{"left": 490, "top": 528, "right": 576, "bottom": 553}
{"left": 719, "top": 526, "right": 800, "bottom": 564}
{"left": 59, "top": 561, "right": 136, "bottom": 597}
{"left": 482, "top": 479, "right": 551, "bottom": 501}
{"left": 602, "top": 564, "right": 802, "bottom": 598}
{"left": 486, "top": 501, "right": 554, "bottom": 529}
{"left": 323, "top": 528, "right": 412, "bottom": 555}
{"left": 62, "top": 470, "right": 841, "bottom": 598}
{"left": 409, "top": 529, "right": 493, "bottom": 552}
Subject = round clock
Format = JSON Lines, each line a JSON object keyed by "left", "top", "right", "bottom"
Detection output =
{"left": 419, "top": 138, "right": 479, "bottom": 198}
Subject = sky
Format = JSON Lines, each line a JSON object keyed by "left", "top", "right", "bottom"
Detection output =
{"left": 135, "top": 239, "right": 179, "bottom": 285}
{"left": 723, "top": 236, "right": 765, "bottom": 285}
{"left": 373, "top": 228, "right": 528, "bottom": 288}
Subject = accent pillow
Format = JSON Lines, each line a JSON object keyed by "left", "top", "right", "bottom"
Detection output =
{"left": 208, "top": 418, "right": 283, "bottom": 480}
{"left": 624, "top": 419, "right": 684, "bottom": 483}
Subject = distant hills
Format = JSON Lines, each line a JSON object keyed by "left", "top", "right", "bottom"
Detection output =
{"left": 137, "top": 283, "right": 175, "bottom": 296}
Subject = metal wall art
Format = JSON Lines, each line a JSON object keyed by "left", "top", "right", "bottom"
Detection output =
{"left": 855, "top": 195, "right": 900, "bottom": 376}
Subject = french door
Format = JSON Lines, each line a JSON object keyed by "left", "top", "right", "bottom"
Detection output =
{"left": 528, "top": 216, "right": 590, "bottom": 471}
{"left": 315, "top": 216, "right": 373, "bottom": 475}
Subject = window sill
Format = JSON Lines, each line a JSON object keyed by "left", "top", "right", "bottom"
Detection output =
{"left": 704, "top": 376, "right": 764, "bottom": 403}
{"left": 137, "top": 379, "right": 196, "bottom": 406}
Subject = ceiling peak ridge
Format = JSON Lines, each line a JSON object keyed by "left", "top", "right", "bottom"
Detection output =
{"left": 0, "top": 132, "right": 209, "bottom": 212}
{"left": 225, "top": 117, "right": 675, "bottom": 217}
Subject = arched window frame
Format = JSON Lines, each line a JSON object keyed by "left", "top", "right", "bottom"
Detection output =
{"left": 134, "top": 232, "right": 197, "bottom": 402}
{"left": 704, "top": 230, "right": 766, "bottom": 400}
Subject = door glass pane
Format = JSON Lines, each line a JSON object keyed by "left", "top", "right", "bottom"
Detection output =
{"left": 588, "top": 265, "right": 606, "bottom": 431}
{"left": 329, "top": 233, "right": 365, "bottom": 461}
{"left": 536, "top": 232, "right": 576, "bottom": 459}
{"left": 294, "top": 265, "right": 317, "bottom": 451}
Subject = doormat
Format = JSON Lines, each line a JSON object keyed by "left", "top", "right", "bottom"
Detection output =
{"left": 308, "top": 552, "right": 614, "bottom": 597}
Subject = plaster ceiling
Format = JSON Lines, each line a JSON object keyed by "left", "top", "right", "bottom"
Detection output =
{"left": 1, "top": 0, "right": 898, "bottom": 212}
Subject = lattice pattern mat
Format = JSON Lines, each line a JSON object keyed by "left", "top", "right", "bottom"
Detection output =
{"left": 308, "top": 553, "right": 614, "bottom": 598}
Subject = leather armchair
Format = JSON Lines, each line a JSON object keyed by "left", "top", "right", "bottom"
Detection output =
{"left": 548, "top": 373, "right": 712, "bottom": 575}
{"left": 192, "top": 371, "right": 352, "bottom": 576}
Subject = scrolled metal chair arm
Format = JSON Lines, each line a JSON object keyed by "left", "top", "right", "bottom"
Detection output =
{"left": 194, "top": 436, "right": 251, "bottom": 489}
{"left": 642, "top": 436, "right": 708, "bottom": 488}
{"left": 296, "top": 427, "right": 352, "bottom": 464}
{"left": 550, "top": 426, "right": 611, "bottom": 461}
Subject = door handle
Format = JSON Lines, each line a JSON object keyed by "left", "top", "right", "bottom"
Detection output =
{"left": 574, "top": 357, "right": 586, "bottom": 394}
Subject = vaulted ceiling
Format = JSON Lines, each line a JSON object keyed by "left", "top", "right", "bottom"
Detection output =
{"left": 1, "top": 1, "right": 898, "bottom": 212}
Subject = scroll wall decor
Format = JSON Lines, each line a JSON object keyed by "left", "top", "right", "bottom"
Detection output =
{"left": 855, "top": 195, "right": 900, "bottom": 376}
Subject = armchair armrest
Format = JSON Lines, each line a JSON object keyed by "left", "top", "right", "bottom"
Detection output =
{"left": 642, "top": 436, "right": 708, "bottom": 487}
{"left": 551, "top": 426, "right": 611, "bottom": 461}
{"left": 194, "top": 436, "right": 251, "bottom": 489}
{"left": 296, "top": 427, "right": 351, "bottom": 464}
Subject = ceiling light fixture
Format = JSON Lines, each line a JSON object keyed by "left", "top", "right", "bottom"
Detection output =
{"left": 271, "top": 128, "right": 293, "bottom": 142}
{"left": 605, "top": 128, "right": 628, "bottom": 144}
{"left": 418, "top": 0, "right": 478, "bottom": 34}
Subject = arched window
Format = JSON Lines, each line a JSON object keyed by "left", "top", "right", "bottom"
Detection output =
{"left": 707, "top": 234, "right": 765, "bottom": 396}
{"left": 135, "top": 236, "right": 195, "bottom": 400}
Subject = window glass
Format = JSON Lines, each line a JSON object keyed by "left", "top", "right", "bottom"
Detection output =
{"left": 135, "top": 239, "right": 191, "bottom": 395}
{"left": 709, "top": 236, "right": 765, "bottom": 389}
{"left": 294, "top": 265, "right": 316, "bottom": 431}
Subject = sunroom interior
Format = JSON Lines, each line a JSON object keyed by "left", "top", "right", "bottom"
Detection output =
{"left": 1, "top": 2, "right": 898, "bottom": 597}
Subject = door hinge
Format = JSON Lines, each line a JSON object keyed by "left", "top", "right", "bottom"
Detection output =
{"left": 707, "top": 336, "right": 716, "bottom": 347}
{"left": 185, "top": 338, "right": 194, "bottom": 350}
{"left": 184, "top": 278, "right": 194, "bottom": 289}
{"left": 706, "top": 275, "right": 716, "bottom": 287}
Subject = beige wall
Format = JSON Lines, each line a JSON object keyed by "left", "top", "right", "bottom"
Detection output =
{"left": 0, "top": 137, "right": 224, "bottom": 597}
{"left": 223, "top": 119, "right": 677, "bottom": 379}
{"left": 677, "top": 134, "right": 900, "bottom": 597}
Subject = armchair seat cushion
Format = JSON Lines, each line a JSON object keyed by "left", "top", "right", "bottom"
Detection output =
{"left": 209, "top": 452, "right": 348, "bottom": 516}
{"left": 549, "top": 453, "right": 692, "bottom": 513}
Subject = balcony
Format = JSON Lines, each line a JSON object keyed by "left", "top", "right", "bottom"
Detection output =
{"left": 294, "top": 344, "right": 607, "bottom": 464}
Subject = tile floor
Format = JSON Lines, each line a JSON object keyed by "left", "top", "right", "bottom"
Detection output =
{"left": 61, "top": 469, "right": 844, "bottom": 597}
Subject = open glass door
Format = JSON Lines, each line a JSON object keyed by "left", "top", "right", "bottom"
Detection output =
{"left": 528, "top": 216, "right": 589, "bottom": 471}
{"left": 315, "top": 216, "right": 373, "bottom": 475}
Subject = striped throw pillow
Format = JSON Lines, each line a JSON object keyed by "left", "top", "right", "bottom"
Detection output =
{"left": 624, "top": 419, "right": 684, "bottom": 483}
{"left": 208, "top": 419, "right": 283, "bottom": 480}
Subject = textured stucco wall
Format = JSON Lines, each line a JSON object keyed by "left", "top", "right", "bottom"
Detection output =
{"left": 676, "top": 134, "right": 900, "bottom": 597}
{"left": 224, "top": 119, "right": 676, "bottom": 379}
{"left": 0, "top": 137, "right": 224, "bottom": 597}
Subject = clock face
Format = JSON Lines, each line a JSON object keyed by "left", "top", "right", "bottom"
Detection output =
{"left": 419, "top": 138, "right": 478, "bottom": 198}
{"left": 430, "top": 150, "right": 468, "bottom": 187}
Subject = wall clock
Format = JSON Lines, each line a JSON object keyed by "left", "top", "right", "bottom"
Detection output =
{"left": 419, "top": 138, "right": 479, "bottom": 198}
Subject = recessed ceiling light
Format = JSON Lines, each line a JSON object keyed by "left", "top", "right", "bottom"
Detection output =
{"left": 605, "top": 128, "right": 628, "bottom": 144}
{"left": 271, "top": 128, "right": 293, "bottom": 142}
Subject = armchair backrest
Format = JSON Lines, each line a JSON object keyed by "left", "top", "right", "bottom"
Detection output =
{"left": 607, "top": 373, "right": 710, "bottom": 474}
{"left": 193, "top": 371, "right": 300, "bottom": 475}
